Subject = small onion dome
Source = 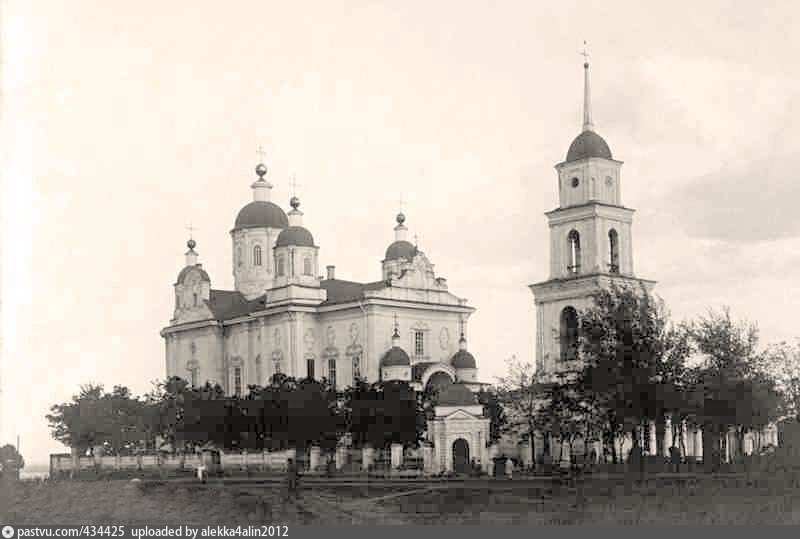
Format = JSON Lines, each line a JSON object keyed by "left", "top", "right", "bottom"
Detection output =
{"left": 290, "top": 196, "right": 300, "bottom": 210}
{"left": 275, "top": 226, "right": 315, "bottom": 247}
{"left": 234, "top": 201, "right": 289, "bottom": 230}
{"left": 381, "top": 346, "right": 411, "bottom": 367}
{"left": 436, "top": 383, "right": 476, "bottom": 406}
{"left": 187, "top": 239, "right": 196, "bottom": 250}
{"left": 565, "top": 130, "right": 612, "bottom": 162}
{"left": 255, "top": 163, "right": 268, "bottom": 177}
{"left": 176, "top": 265, "right": 210, "bottom": 283}
{"left": 385, "top": 240, "right": 418, "bottom": 261}
{"left": 396, "top": 212, "right": 406, "bottom": 225}
{"left": 451, "top": 349, "right": 476, "bottom": 369}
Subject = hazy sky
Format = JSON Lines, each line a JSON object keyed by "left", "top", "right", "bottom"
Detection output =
{"left": 3, "top": 1, "right": 800, "bottom": 465}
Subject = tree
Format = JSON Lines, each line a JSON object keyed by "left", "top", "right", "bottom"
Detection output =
{"left": 0, "top": 444, "right": 24, "bottom": 479}
{"left": 476, "top": 388, "right": 508, "bottom": 444}
{"left": 575, "top": 283, "right": 689, "bottom": 463}
{"left": 46, "top": 384, "right": 152, "bottom": 454}
{"left": 534, "top": 373, "right": 594, "bottom": 462}
{"left": 759, "top": 340, "right": 800, "bottom": 422}
{"left": 496, "top": 355, "right": 546, "bottom": 465}
{"left": 343, "top": 380, "right": 425, "bottom": 450}
{"left": 690, "top": 307, "right": 780, "bottom": 468}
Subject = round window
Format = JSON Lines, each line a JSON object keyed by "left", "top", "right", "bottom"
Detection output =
{"left": 571, "top": 177, "right": 579, "bottom": 188}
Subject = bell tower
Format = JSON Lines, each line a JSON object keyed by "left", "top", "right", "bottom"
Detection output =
{"left": 530, "top": 54, "right": 655, "bottom": 379}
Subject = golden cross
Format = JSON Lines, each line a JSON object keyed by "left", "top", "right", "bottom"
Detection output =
{"left": 398, "top": 195, "right": 406, "bottom": 214}
{"left": 186, "top": 222, "right": 197, "bottom": 239}
{"left": 580, "top": 40, "right": 589, "bottom": 62}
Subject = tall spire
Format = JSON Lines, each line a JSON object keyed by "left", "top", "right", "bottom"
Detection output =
{"left": 581, "top": 41, "right": 594, "bottom": 133}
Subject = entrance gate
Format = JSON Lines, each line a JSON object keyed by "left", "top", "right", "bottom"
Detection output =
{"left": 452, "top": 438, "right": 470, "bottom": 474}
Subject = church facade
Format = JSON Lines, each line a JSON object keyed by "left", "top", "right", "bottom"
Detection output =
{"left": 160, "top": 164, "right": 489, "bottom": 471}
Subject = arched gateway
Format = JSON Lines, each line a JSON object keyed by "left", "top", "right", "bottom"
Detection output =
{"left": 452, "top": 438, "right": 470, "bottom": 474}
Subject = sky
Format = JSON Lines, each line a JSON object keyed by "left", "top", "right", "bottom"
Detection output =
{"left": 2, "top": 0, "right": 799, "bottom": 465}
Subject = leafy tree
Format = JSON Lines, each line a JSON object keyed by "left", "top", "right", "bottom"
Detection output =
{"left": 476, "top": 388, "right": 508, "bottom": 444}
{"left": 496, "top": 355, "right": 546, "bottom": 465}
{"left": 46, "top": 384, "right": 152, "bottom": 454}
{"left": 690, "top": 307, "right": 780, "bottom": 468}
{"left": 0, "top": 444, "right": 25, "bottom": 477}
{"left": 534, "top": 373, "right": 595, "bottom": 461}
{"left": 575, "top": 283, "right": 688, "bottom": 462}
{"left": 759, "top": 340, "right": 800, "bottom": 422}
{"left": 343, "top": 380, "right": 425, "bottom": 450}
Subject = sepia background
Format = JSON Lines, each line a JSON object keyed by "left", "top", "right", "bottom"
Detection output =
{"left": 2, "top": 0, "right": 799, "bottom": 466}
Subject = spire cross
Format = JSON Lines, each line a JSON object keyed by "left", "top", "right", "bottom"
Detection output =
{"left": 579, "top": 41, "right": 589, "bottom": 63}
{"left": 256, "top": 145, "right": 267, "bottom": 164}
{"left": 393, "top": 313, "right": 399, "bottom": 331}
{"left": 186, "top": 222, "right": 197, "bottom": 240}
{"left": 398, "top": 195, "right": 406, "bottom": 214}
{"left": 290, "top": 175, "right": 303, "bottom": 198}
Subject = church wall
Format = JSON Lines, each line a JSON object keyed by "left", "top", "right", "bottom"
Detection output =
{"left": 232, "top": 227, "right": 281, "bottom": 300}
{"left": 536, "top": 295, "right": 593, "bottom": 375}
{"left": 165, "top": 326, "right": 224, "bottom": 388}
{"left": 308, "top": 309, "right": 366, "bottom": 390}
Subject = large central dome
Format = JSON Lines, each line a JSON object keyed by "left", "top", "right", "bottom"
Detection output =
{"left": 565, "top": 130, "right": 612, "bottom": 162}
{"left": 234, "top": 201, "right": 289, "bottom": 230}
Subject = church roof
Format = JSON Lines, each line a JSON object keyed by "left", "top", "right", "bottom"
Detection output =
{"left": 234, "top": 201, "right": 289, "bottom": 230}
{"left": 385, "top": 240, "right": 418, "bottom": 261}
{"left": 319, "top": 278, "right": 388, "bottom": 305}
{"left": 206, "top": 289, "right": 265, "bottom": 320}
{"left": 436, "top": 383, "right": 477, "bottom": 406}
{"left": 565, "top": 130, "right": 612, "bottom": 162}
{"left": 381, "top": 346, "right": 411, "bottom": 367}
{"left": 176, "top": 265, "right": 210, "bottom": 284}
{"left": 451, "top": 350, "right": 477, "bottom": 369}
{"left": 276, "top": 226, "right": 315, "bottom": 248}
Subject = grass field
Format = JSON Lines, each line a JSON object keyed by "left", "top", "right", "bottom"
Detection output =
{"left": 3, "top": 477, "right": 800, "bottom": 524}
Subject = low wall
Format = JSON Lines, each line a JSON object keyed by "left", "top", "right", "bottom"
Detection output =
{"left": 49, "top": 450, "right": 298, "bottom": 478}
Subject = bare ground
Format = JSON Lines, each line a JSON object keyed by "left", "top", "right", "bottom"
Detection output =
{"left": 4, "top": 478, "right": 800, "bottom": 525}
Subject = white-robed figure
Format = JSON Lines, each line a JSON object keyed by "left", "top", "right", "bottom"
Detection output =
{"left": 505, "top": 457, "right": 514, "bottom": 479}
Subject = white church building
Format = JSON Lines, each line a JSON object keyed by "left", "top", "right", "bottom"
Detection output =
{"left": 160, "top": 163, "right": 490, "bottom": 472}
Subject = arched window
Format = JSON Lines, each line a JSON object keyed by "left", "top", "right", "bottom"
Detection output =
{"left": 608, "top": 229, "right": 619, "bottom": 273}
{"left": 560, "top": 306, "right": 579, "bottom": 361}
{"left": 352, "top": 355, "right": 361, "bottom": 385}
{"left": 193, "top": 292, "right": 198, "bottom": 306}
{"left": 414, "top": 331, "right": 425, "bottom": 357}
{"left": 306, "top": 358, "right": 315, "bottom": 380}
{"left": 253, "top": 245, "right": 262, "bottom": 266}
{"left": 303, "top": 256, "right": 312, "bottom": 276}
{"left": 276, "top": 256, "right": 285, "bottom": 277}
{"left": 567, "top": 230, "right": 581, "bottom": 274}
{"left": 233, "top": 366, "right": 242, "bottom": 397}
{"left": 237, "top": 247, "right": 243, "bottom": 268}
{"left": 328, "top": 358, "right": 337, "bottom": 388}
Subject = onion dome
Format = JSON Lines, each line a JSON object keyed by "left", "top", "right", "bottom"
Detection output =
{"left": 234, "top": 201, "right": 289, "bottom": 230}
{"left": 177, "top": 238, "right": 210, "bottom": 282}
{"left": 565, "top": 130, "right": 612, "bottom": 162}
{"left": 381, "top": 322, "right": 410, "bottom": 366}
{"left": 177, "top": 265, "right": 210, "bottom": 283}
{"left": 276, "top": 227, "right": 314, "bottom": 247}
{"left": 233, "top": 161, "right": 289, "bottom": 230}
{"left": 451, "top": 349, "right": 476, "bottom": 369}
{"left": 381, "top": 346, "right": 411, "bottom": 367}
{"left": 385, "top": 240, "right": 417, "bottom": 261}
{"left": 275, "top": 196, "right": 314, "bottom": 247}
{"left": 436, "top": 383, "right": 477, "bottom": 406}
{"left": 564, "top": 57, "right": 613, "bottom": 163}
{"left": 385, "top": 212, "right": 418, "bottom": 260}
